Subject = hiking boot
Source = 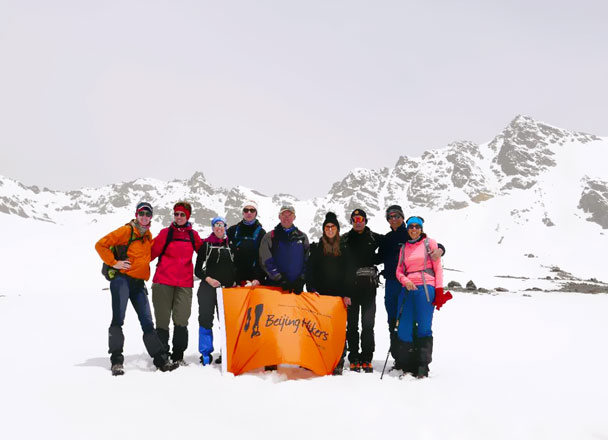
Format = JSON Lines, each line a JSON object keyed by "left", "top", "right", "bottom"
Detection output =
{"left": 349, "top": 362, "right": 361, "bottom": 372}
{"left": 175, "top": 359, "right": 189, "bottom": 367}
{"left": 111, "top": 364, "right": 124, "bottom": 376}
{"left": 332, "top": 366, "right": 343, "bottom": 376}
{"left": 214, "top": 355, "right": 222, "bottom": 364}
{"left": 416, "top": 365, "right": 429, "bottom": 378}
{"left": 157, "top": 360, "right": 179, "bottom": 372}
{"left": 361, "top": 362, "right": 373, "bottom": 373}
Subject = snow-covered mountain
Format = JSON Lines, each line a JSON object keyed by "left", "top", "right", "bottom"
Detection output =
{"left": 2, "top": 115, "right": 607, "bottom": 290}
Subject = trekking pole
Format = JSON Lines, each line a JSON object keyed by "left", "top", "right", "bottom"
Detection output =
{"left": 381, "top": 293, "right": 406, "bottom": 380}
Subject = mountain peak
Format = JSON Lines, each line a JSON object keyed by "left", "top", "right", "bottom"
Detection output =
{"left": 188, "top": 171, "right": 207, "bottom": 183}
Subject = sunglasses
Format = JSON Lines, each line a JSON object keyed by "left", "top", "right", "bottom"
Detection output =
{"left": 243, "top": 208, "right": 257, "bottom": 213}
{"left": 174, "top": 212, "right": 187, "bottom": 217}
{"left": 388, "top": 214, "right": 402, "bottom": 220}
{"left": 137, "top": 210, "right": 152, "bottom": 217}
{"left": 352, "top": 215, "right": 365, "bottom": 224}
{"left": 213, "top": 223, "right": 226, "bottom": 228}
{"left": 324, "top": 224, "right": 337, "bottom": 230}
{"left": 407, "top": 224, "right": 421, "bottom": 230}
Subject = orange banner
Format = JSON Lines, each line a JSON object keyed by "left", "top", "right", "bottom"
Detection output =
{"left": 218, "top": 286, "right": 347, "bottom": 376}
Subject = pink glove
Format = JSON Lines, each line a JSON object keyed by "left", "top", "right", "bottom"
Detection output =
{"left": 433, "top": 288, "right": 453, "bottom": 311}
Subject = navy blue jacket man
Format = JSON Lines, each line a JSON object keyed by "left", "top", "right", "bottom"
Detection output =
{"left": 259, "top": 205, "right": 309, "bottom": 293}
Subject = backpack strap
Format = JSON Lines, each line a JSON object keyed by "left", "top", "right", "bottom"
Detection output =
{"left": 234, "top": 224, "right": 263, "bottom": 248}
{"left": 124, "top": 224, "right": 143, "bottom": 249}
{"left": 188, "top": 230, "right": 195, "bottom": 250}
{"left": 420, "top": 238, "right": 431, "bottom": 302}
{"left": 113, "top": 223, "right": 143, "bottom": 260}
{"left": 156, "top": 227, "right": 175, "bottom": 267}
{"left": 201, "top": 239, "right": 233, "bottom": 272}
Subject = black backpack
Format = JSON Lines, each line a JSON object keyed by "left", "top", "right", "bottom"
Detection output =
{"left": 156, "top": 225, "right": 196, "bottom": 266}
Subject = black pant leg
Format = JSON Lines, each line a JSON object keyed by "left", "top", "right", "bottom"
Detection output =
{"left": 346, "top": 299, "right": 361, "bottom": 362}
{"left": 197, "top": 282, "right": 217, "bottom": 329}
{"left": 359, "top": 293, "right": 376, "bottom": 363}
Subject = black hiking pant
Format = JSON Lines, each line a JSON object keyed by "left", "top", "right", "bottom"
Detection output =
{"left": 346, "top": 293, "right": 376, "bottom": 363}
{"left": 197, "top": 281, "right": 217, "bottom": 329}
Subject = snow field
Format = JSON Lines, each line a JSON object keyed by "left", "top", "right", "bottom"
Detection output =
{"left": 0, "top": 285, "right": 606, "bottom": 439}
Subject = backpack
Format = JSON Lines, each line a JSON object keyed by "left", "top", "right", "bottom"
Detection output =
{"left": 101, "top": 224, "right": 144, "bottom": 281}
{"left": 200, "top": 239, "right": 236, "bottom": 287}
{"left": 156, "top": 226, "right": 196, "bottom": 266}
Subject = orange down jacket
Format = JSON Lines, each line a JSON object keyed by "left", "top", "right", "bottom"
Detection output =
{"left": 95, "top": 222, "right": 154, "bottom": 281}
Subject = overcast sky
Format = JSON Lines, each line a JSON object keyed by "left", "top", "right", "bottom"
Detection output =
{"left": 1, "top": 0, "right": 606, "bottom": 198}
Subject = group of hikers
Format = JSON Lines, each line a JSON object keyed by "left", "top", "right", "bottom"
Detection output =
{"left": 95, "top": 200, "right": 452, "bottom": 377}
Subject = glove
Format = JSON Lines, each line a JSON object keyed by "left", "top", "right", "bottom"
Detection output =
{"left": 432, "top": 288, "right": 453, "bottom": 311}
{"left": 279, "top": 278, "right": 292, "bottom": 292}
{"left": 291, "top": 280, "right": 304, "bottom": 295}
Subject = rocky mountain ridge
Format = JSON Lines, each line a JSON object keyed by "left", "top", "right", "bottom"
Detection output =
{"left": 1, "top": 115, "right": 607, "bottom": 239}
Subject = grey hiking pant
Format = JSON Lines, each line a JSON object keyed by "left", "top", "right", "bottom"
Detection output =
{"left": 151, "top": 283, "right": 193, "bottom": 330}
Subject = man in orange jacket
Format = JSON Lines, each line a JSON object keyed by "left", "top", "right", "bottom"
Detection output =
{"left": 95, "top": 202, "right": 178, "bottom": 376}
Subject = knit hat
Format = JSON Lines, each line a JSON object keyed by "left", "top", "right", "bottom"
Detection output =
{"left": 242, "top": 200, "right": 258, "bottom": 211}
{"left": 350, "top": 208, "right": 367, "bottom": 223}
{"left": 386, "top": 204, "right": 404, "bottom": 220}
{"left": 406, "top": 216, "right": 424, "bottom": 228}
{"left": 323, "top": 212, "right": 340, "bottom": 232}
{"left": 174, "top": 201, "right": 192, "bottom": 220}
{"left": 136, "top": 201, "right": 153, "bottom": 215}
{"left": 211, "top": 216, "right": 227, "bottom": 227}
{"left": 279, "top": 205, "right": 295, "bottom": 215}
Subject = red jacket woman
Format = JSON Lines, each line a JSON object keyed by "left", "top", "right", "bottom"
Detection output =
{"left": 150, "top": 202, "right": 203, "bottom": 364}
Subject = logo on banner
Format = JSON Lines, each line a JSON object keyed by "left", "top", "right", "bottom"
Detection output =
{"left": 244, "top": 304, "right": 264, "bottom": 338}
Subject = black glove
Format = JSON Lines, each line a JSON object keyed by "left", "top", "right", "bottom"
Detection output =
{"left": 291, "top": 280, "right": 304, "bottom": 295}
{"left": 279, "top": 278, "right": 292, "bottom": 292}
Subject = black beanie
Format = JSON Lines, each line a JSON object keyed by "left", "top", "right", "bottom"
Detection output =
{"left": 386, "top": 204, "right": 404, "bottom": 220}
{"left": 323, "top": 212, "right": 340, "bottom": 231}
{"left": 350, "top": 208, "right": 367, "bottom": 223}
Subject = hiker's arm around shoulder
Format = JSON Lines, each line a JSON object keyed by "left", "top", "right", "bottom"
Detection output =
{"left": 95, "top": 225, "right": 131, "bottom": 267}
{"left": 150, "top": 228, "right": 168, "bottom": 261}
{"left": 430, "top": 239, "right": 444, "bottom": 289}
{"left": 431, "top": 242, "right": 445, "bottom": 261}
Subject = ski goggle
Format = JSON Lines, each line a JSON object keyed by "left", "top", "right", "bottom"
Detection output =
{"left": 243, "top": 208, "right": 257, "bottom": 213}
{"left": 351, "top": 215, "right": 365, "bottom": 224}
{"left": 137, "top": 210, "right": 152, "bottom": 217}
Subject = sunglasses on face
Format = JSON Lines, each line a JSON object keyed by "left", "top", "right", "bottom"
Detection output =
{"left": 174, "top": 212, "right": 187, "bottom": 217}
{"left": 137, "top": 210, "right": 152, "bottom": 217}
{"left": 243, "top": 208, "right": 257, "bottom": 214}
{"left": 407, "top": 224, "right": 421, "bottom": 230}
{"left": 324, "top": 225, "right": 337, "bottom": 230}
{"left": 213, "top": 223, "right": 226, "bottom": 228}
{"left": 388, "top": 214, "right": 402, "bottom": 220}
